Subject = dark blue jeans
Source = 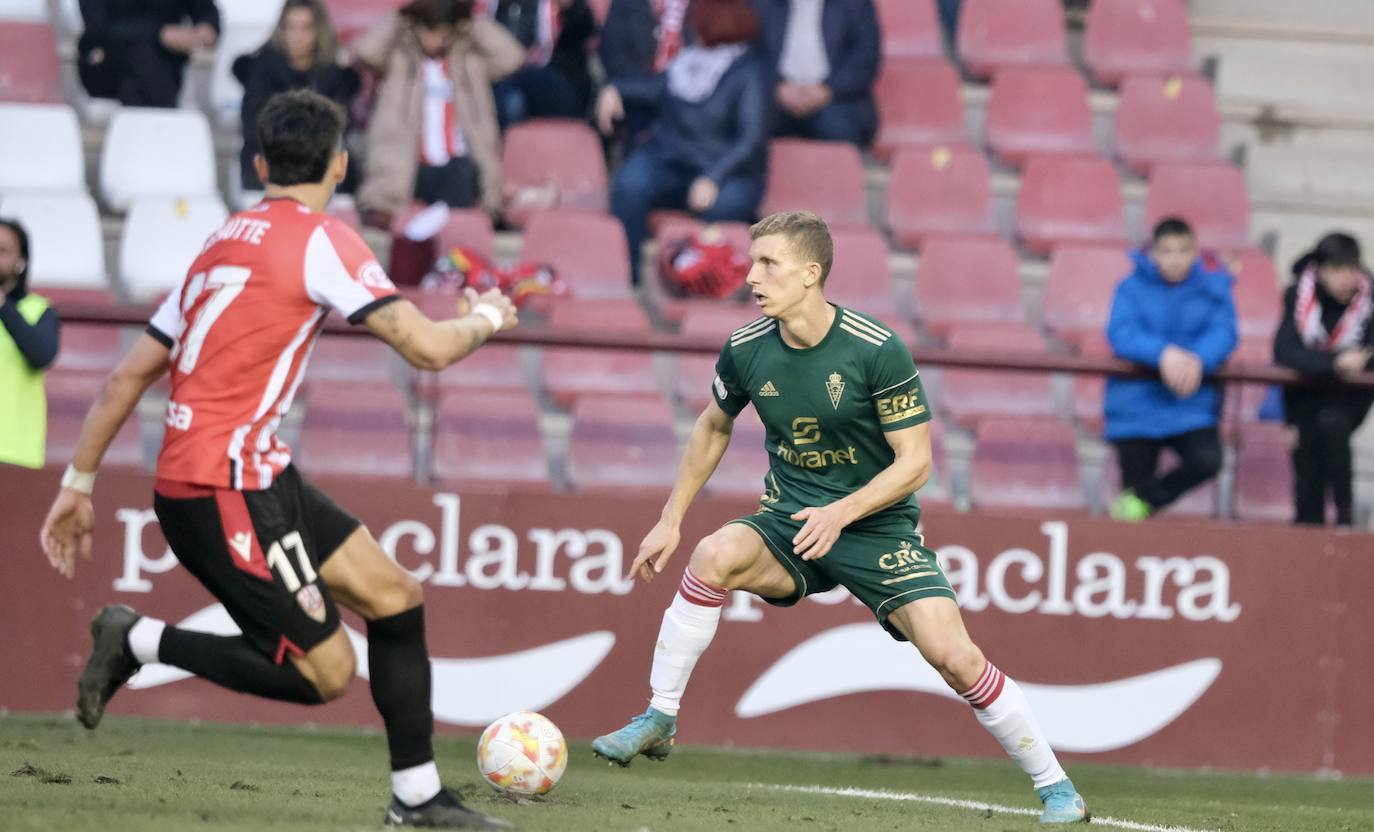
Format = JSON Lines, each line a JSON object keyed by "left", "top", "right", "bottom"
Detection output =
{"left": 611, "top": 146, "right": 765, "bottom": 285}
{"left": 493, "top": 65, "right": 587, "bottom": 129}
{"left": 773, "top": 97, "right": 877, "bottom": 147}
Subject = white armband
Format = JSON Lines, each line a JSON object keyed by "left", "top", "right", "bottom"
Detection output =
{"left": 62, "top": 465, "right": 96, "bottom": 495}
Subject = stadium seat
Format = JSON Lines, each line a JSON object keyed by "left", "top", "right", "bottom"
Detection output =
{"left": 971, "top": 416, "right": 1085, "bottom": 510}
{"left": 50, "top": 322, "right": 126, "bottom": 375}
{"left": 0, "top": 104, "right": 84, "bottom": 193}
{"left": 938, "top": 324, "right": 1059, "bottom": 424}
{"left": 521, "top": 209, "right": 632, "bottom": 300}
{"left": 704, "top": 406, "right": 769, "bottom": 498}
{"left": 674, "top": 303, "right": 763, "bottom": 407}
{"left": 1145, "top": 162, "right": 1251, "bottom": 250}
{"left": 1042, "top": 244, "right": 1133, "bottom": 342}
{"left": 913, "top": 235, "right": 1024, "bottom": 333}
{"left": 502, "top": 120, "right": 609, "bottom": 226}
{"left": 297, "top": 381, "right": 414, "bottom": 479}
{"left": 306, "top": 332, "right": 400, "bottom": 384}
{"left": 825, "top": 225, "right": 898, "bottom": 320}
{"left": 0, "top": 0, "right": 48, "bottom": 21}
{"left": 432, "top": 341, "right": 530, "bottom": 391}
{"left": 323, "top": 0, "right": 392, "bottom": 41}
{"left": 1017, "top": 155, "right": 1127, "bottom": 255}
{"left": 567, "top": 394, "right": 680, "bottom": 490}
{"left": 118, "top": 197, "right": 230, "bottom": 301}
{"left": 46, "top": 370, "right": 147, "bottom": 469}
{"left": 100, "top": 108, "right": 218, "bottom": 212}
{"left": 539, "top": 298, "right": 659, "bottom": 402}
{"left": 985, "top": 66, "right": 1095, "bottom": 167}
{"left": 1232, "top": 422, "right": 1294, "bottom": 522}
{"left": 1224, "top": 247, "right": 1282, "bottom": 339}
{"left": 0, "top": 23, "right": 61, "bottom": 103}
{"left": 0, "top": 192, "right": 106, "bottom": 290}
{"left": 1083, "top": 0, "right": 1193, "bottom": 87}
{"left": 874, "top": 0, "right": 943, "bottom": 58}
{"left": 887, "top": 145, "right": 996, "bottom": 249}
{"left": 872, "top": 59, "right": 968, "bottom": 160}
{"left": 759, "top": 139, "right": 870, "bottom": 228}
{"left": 392, "top": 204, "right": 497, "bottom": 260}
{"left": 956, "top": 0, "right": 1067, "bottom": 79}
{"left": 433, "top": 387, "right": 550, "bottom": 485}
{"left": 1069, "top": 331, "right": 1112, "bottom": 426}
{"left": 1222, "top": 336, "right": 1276, "bottom": 425}
{"left": 1114, "top": 75, "right": 1221, "bottom": 174}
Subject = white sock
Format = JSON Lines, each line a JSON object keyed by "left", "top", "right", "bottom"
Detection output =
{"left": 127, "top": 616, "right": 165, "bottom": 666}
{"left": 647, "top": 570, "right": 727, "bottom": 716}
{"left": 392, "top": 760, "right": 442, "bottom": 807}
{"left": 961, "top": 661, "right": 1067, "bottom": 790}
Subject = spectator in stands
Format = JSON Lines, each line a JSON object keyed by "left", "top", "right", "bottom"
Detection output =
{"left": 598, "top": 0, "right": 767, "bottom": 285}
{"left": 755, "top": 0, "right": 881, "bottom": 147}
{"left": 235, "top": 0, "right": 361, "bottom": 194}
{"left": 598, "top": 0, "right": 689, "bottom": 145}
{"left": 1273, "top": 232, "right": 1374, "bottom": 527}
{"left": 353, "top": 0, "right": 524, "bottom": 228}
{"left": 0, "top": 219, "right": 59, "bottom": 470}
{"left": 77, "top": 0, "right": 220, "bottom": 108}
{"left": 485, "top": 0, "right": 598, "bottom": 129}
{"left": 1104, "top": 217, "right": 1237, "bottom": 521}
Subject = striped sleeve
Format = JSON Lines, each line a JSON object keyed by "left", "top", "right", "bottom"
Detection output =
{"left": 304, "top": 221, "right": 400, "bottom": 324}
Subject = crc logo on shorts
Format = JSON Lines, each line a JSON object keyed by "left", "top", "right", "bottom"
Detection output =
{"left": 358, "top": 260, "right": 395, "bottom": 291}
{"left": 296, "top": 584, "right": 327, "bottom": 623}
{"left": 877, "top": 541, "right": 938, "bottom": 586}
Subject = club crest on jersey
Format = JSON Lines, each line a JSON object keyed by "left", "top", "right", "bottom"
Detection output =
{"left": 358, "top": 260, "right": 395, "bottom": 290}
{"left": 296, "top": 584, "right": 327, "bottom": 623}
{"left": 826, "top": 372, "right": 845, "bottom": 409}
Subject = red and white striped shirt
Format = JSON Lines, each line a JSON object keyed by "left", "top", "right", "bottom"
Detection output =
{"left": 420, "top": 58, "right": 466, "bottom": 165}
{"left": 147, "top": 198, "right": 398, "bottom": 490}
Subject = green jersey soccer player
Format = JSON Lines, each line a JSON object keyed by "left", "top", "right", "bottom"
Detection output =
{"left": 592, "top": 211, "right": 1088, "bottom": 824}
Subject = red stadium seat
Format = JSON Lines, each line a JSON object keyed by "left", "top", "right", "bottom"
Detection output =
{"left": 298, "top": 381, "right": 414, "bottom": 480}
{"left": 872, "top": 59, "right": 968, "bottom": 160}
{"left": 567, "top": 395, "right": 680, "bottom": 490}
{"left": 826, "top": 225, "right": 898, "bottom": 320}
{"left": 970, "top": 416, "right": 1085, "bottom": 510}
{"left": 0, "top": 23, "right": 61, "bottom": 103}
{"left": 1084, "top": 0, "right": 1193, "bottom": 87}
{"left": 434, "top": 343, "right": 530, "bottom": 391}
{"left": 522, "top": 210, "right": 632, "bottom": 300}
{"left": 956, "top": 0, "right": 1066, "bottom": 79}
{"left": 674, "top": 303, "right": 764, "bottom": 407}
{"left": 49, "top": 321, "right": 125, "bottom": 374}
{"left": 46, "top": 370, "right": 146, "bottom": 469}
{"left": 323, "top": 0, "right": 393, "bottom": 42}
{"left": 540, "top": 298, "right": 659, "bottom": 402}
{"left": 433, "top": 388, "right": 549, "bottom": 485}
{"left": 1070, "top": 331, "right": 1112, "bottom": 426}
{"left": 986, "top": 66, "right": 1095, "bottom": 167}
{"left": 1232, "top": 423, "right": 1293, "bottom": 522}
{"left": 939, "top": 324, "right": 1058, "bottom": 424}
{"left": 913, "top": 235, "right": 1024, "bottom": 333}
{"left": 1043, "top": 244, "right": 1133, "bottom": 341}
{"left": 760, "top": 139, "right": 870, "bottom": 228}
{"left": 1224, "top": 247, "right": 1282, "bottom": 339}
{"left": 1145, "top": 162, "right": 1251, "bottom": 250}
{"left": 391, "top": 205, "right": 496, "bottom": 260}
{"left": 887, "top": 145, "right": 996, "bottom": 249}
{"left": 307, "top": 333, "right": 399, "bottom": 384}
{"left": 501, "top": 120, "right": 609, "bottom": 227}
{"left": 874, "top": 0, "right": 944, "bottom": 58}
{"left": 1017, "top": 154, "right": 1127, "bottom": 255}
{"left": 1222, "top": 337, "right": 1275, "bottom": 425}
{"left": 1114, "top": 75, "right": 1221, "bottom": 174}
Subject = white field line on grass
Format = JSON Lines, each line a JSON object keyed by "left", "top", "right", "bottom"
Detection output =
{"left": 751, "top": 783, "right": 1219, "bottom": 832}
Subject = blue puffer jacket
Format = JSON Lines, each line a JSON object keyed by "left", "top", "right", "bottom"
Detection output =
{"left": 1103, "top": 250, "right": 1238, "bottom": 440}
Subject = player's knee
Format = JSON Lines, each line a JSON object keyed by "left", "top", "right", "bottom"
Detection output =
{"left": 925, "top": 640, "right": 985, "bottom": 687}
{"left": 688, "top": 535, "right": 752, "bottom": 589}
{"left": 368, "top": 572, "right": 424, "bottom": 619}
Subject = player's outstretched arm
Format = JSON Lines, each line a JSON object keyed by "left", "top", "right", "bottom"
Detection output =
{"left": 792, "top": 422, "right": 932, "bottom": 561}
{"left": 40, "top": 333, "right": 171, "bottom": 579}
{"left": 363, "top": 287, "right": 517, "bottom": 371}
{"left": 631, "top": 400, "right": 736, "bottom": 582}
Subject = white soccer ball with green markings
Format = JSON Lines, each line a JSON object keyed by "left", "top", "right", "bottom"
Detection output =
{"left": 476, "top": 710, "right": 568, "bottom": 795}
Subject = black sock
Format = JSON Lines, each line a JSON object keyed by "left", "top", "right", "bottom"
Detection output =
{"left": 366, "top": 605, "right": 435, "bottom": 771}
{"left": 159, "top": 628, "right": 323, "bottom": 705}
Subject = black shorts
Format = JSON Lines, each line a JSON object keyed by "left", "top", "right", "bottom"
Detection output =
{"left": 153, "top": 465, "right": 361, "bottom": 663}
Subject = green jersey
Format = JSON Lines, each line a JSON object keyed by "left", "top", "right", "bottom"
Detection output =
{"left": 712, "top": 304, "right": 932, "bottom": 529}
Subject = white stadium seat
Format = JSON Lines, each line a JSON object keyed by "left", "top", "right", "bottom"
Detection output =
{"left": 100, "top": 108, "right": 218, "bottom": 212}
{"left": 0, "top": 0, "right": 47, "bottom": 22}
{"left": 0, "top": 192, "right": 106, "bottom": 289}
{"left": 55, "top": 0, "right": 82, "bottom": 34}
{"left": 119, "top": 196, "right": 229, "bottom": 301}
{"left": 0, "top": 103, "right": 85, "bottom": 193}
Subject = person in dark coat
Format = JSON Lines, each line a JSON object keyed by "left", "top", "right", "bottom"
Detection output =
{"left": 486, "top": 0, "right": 598, "bottom": 127}
{"left": 598, "top": 0, "right": 689, "bottom": 141}
{"left": 77, "top": 0, "right": 220, "bottom": 107}
{"left": 1272, "top": 232, "right": 1374, "bottom": 526}
{"left": 754, "top": 0, "right": 881, "bottom": 146}
{"left": 235, "top": 0, "right": 361, "bottom": 193}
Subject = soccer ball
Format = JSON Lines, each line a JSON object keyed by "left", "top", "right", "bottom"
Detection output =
{"left": 476, "top": 711, "right": 568, "bottom": 795}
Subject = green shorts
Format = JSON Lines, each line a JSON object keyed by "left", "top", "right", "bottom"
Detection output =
{"left": 728, "top": 508, "right": 957, "bottom": 641}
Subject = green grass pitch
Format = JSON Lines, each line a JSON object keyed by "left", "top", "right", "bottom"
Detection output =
{"left": 3, "top": 714, "right": 1372, "bottom": 831}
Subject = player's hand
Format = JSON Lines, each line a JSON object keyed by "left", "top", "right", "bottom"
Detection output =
{"left": 630, "top": 520, "right": 681, "bottom": 582}
{"left": 40, "top": 488, "right": 95, "bottom": 580}
{"left": 463, "top": 287, "right": 518, "bottom": 332}
{"left": 596, "top": 85, "right": 624, "bottom": 135}
{"left": 791, "top": 504, "right": 848, "bottom": 561}
{"left": 687, "top": 177, "right": 719, "bottom": 213}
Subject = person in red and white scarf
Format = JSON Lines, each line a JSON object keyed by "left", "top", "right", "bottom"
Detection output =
{"left": 598, "top": 0, "right": 690, "bottom": 144}
{"left": 479, "top": 0, "right": 597, "bottom": 128}
{"left": 1273, "top": 232, "right": 1374, "bottom": 526}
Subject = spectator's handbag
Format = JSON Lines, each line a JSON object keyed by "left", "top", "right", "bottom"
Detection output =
{"left": 658, "top": 228, "right": 751, "bottom": 299}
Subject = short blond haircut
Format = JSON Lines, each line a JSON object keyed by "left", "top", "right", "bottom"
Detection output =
{"left": 750, "top": 210, "right": 834, "bottom": 285}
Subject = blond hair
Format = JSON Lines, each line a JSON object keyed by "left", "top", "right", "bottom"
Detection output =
{"left": 750, "top": 210, "right": 834, "bottom": 285}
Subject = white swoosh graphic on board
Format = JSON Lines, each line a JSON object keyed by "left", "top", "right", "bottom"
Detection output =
{"left": 735, "top": 623, "right": 1221, "bottom": 753}
{"left": 128, "top": 604, "right": 615, "bottom": 726}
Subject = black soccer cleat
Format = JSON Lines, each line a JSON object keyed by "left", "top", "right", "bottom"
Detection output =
{"left": 383, "top": 787, "right": 513, "bottom": 829}
{"left": 76, "top": 604, "right": 141, "bottom": 730}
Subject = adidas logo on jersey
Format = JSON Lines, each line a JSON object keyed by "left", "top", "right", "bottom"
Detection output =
{"left": 758, "top": 381, "right": 780, "bottom": 397}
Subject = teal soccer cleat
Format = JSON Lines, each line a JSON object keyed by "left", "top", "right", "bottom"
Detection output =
{"left": 1037, "top": 778, "right": 1089, "bottom": 824}
{"left": 590, "top": 707, "right": 676, "bottom": 766}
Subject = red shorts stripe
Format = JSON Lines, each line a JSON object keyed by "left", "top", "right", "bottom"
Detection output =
{"left": 274, "top": 635, "right": 305, "bottom": 665}
{"left": 213, "top": 490, "right": 273, "bottom": 582}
